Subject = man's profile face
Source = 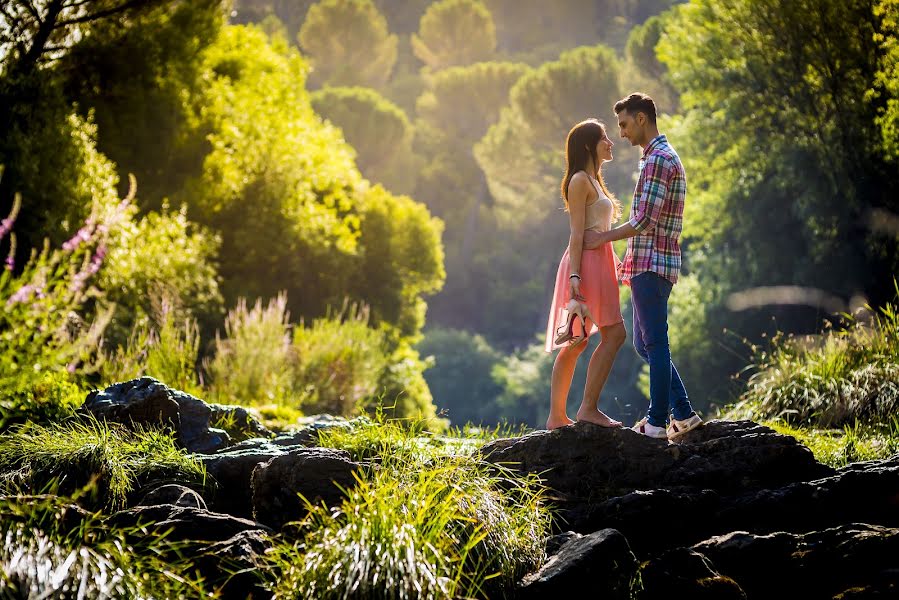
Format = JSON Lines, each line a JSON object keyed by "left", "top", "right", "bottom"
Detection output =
{"left": 617, "top": 111, "right": 641, "bottom": 147}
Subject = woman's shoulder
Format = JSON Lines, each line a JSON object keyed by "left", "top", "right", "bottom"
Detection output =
{"left": 568, "top": 171, "right": 595, "bottom": 203}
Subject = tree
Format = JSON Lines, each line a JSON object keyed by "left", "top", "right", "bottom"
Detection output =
{"left": 653, "top": 0, "right": 899, "bottom": 409}
{"left": 0, "top": 0, "right": 170, "bottom": 76}
{"left": 63, "top": 0, "right": 223, "bottom": 209}
{"left": 622, "top": 10, "right": 679, "bottom": 113}
{"left": 310, "top": 86, "right": 415, "bottom": 193}
{"left": 411, "top": 0, "right": 496, "bottom": 70}
{"left": 475, "top": 44, "right": 636, "bottom": 228}
{"left": 297, "top": 0, "right": 397, "bottom": 88}
{"left": 416, "top": 61, "right": 529, "bottom": 144}
{"left": 876, "top": 0, "right": 899, "bottom": 159}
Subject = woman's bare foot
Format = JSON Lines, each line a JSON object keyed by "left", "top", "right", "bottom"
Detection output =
{"left": 576, "top": 407, "right": 622, "bottom": 428}
{"left": 546, "top": 415, "right": 576, "bottom": 430}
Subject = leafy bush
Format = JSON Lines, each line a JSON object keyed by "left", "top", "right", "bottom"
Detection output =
{"left": 0, "top": 417, "right": 206, "bottom": 510}
{"left": 728, "top": 296, "right": 899, "bottom": 427}
{"left": 101, "top": 291, "right": 202, "bottom": 396}
{"left": 206, "top": 293, "right": 295, "bottom": 406}
{"left": 268, "top": 443, "right": 548, "bottom": 599}
{"left": 294, "top": 302, "right": 387, "bottom": 416}
{"left": 0, "top": 371, "right": 84, "bottom": 432}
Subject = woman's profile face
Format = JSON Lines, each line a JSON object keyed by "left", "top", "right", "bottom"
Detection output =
{"left": 596, "top": 131, "right": 614, "bottom": 164}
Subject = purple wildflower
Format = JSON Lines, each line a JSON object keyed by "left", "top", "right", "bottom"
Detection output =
{"left": 0, "top": 193, "right": 21, "bottom": 243}
{"left": 6, "top": 284, "right": 35, "bottom": 307}
{"left": 5, "top": 232, "right": 15, "bottom": 271}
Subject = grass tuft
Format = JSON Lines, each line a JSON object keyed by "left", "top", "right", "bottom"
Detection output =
{"left": 269, "top": 415, "right": 550, "bottom": 599}
{"left": 0, "top": 415, "right": 206, "bottom": 510}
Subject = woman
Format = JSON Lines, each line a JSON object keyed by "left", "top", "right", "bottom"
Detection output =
{"left": 544, "top": 119, "right": 627, "bottom": 430}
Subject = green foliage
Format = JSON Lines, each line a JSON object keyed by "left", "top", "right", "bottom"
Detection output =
{"left": 877, "top": 0, "right": 899, "bottom": 159}
{"left": 411, "top": 0, "right": 497, "bottom": 71}
{"left": 490, "top": 340, "right": 554, "bottom": 427}
{"left": 475, "top": 44, "right": 634, "bottom": 228}
{"left": 268, "top": 444, "right": 549, "bottom": 599}
{"left": 310, "top": 86, "right": 416, "bottom": 193}
{"left": 417, "top": 327, "right": 503, "bottom": 426}
{"left": 0, "top": 417, "right": 206, "bottom": 511}
{"left": 622, "top": 10, "right": 679, "bottom": 113}
{"left": 0, "top": 371, "right": 84, "bottom": 432}
{"left": 99, "top": 203, "right": 223, "bottom": 349}
{"left": 350, "top": 185, "right": 446, "bottom": 339}
{"left": 63, "top": 0, "right": 223, "bottom": 209}
{"left": 101, "top": 294, "right": 203, "bottom": 397}
{"left": 483, "top": 0, "right": 602, "bottom": 56}
{"left": 206, "top": 294, "right": 295, "bottom": 406}
{"left": 416, "top": 61, "right": 529, "bottom": 144}
{"left": 293, "top": 303, "right": 388, "bottom": 416}
{"left": 726, "top": 298, "right": 899, "bottom": 428}
{"left": 0, "top": 494, "right": 209, "bottom": 598}
{"left": 298, "top": 0, "right": 398, "bottom": 88}
{"left": 375, "top": 342, "right": 442, "bottom": 423}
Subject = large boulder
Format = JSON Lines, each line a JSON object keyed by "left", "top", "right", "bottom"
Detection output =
{"left": 517, "top": 528, "right": 637, "bottom": 599}
{"left": 81, "top": 377, "right": 271, "bottom": 453}
{"left": 251, "top": 447, "right": 362, "bottom": 530}
{"left": 691, "top": 523, "right": 899, "bottom": 599}
{"left": 638, "top": 548, "right": 747, "bottom": 600}
{"left": 575, "top": 454, "right": 899, "bottom": 554}
{"left": 480, "top": 420, "right": 832, "bottom": 532}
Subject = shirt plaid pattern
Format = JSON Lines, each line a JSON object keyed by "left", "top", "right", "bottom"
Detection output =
{"left": 619, "top": 134, "right": 685, "bottom": 284}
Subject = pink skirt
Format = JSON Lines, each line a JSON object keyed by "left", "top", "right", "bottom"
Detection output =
{"left": 544, "top": 243, "right": 623, "bottom": 353}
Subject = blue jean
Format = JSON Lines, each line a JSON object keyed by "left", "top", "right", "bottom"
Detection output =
{"left": 631, "top": 272, "right": 694, "bottom": 427}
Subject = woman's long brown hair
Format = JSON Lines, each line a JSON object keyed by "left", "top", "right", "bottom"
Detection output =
{"left": 561, "top": 118, "right": 621, "bottom": 220}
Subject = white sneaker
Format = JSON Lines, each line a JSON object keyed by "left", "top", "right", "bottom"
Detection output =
{"left": 632, "top": 417, "right": 668, "bottom": 439}
{"left": 667, "top": 413, "right": 703, "bottom": 441}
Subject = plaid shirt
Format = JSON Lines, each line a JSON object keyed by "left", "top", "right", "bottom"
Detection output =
{"left": 619, "top": 135, "right": 685, "bottom": 284}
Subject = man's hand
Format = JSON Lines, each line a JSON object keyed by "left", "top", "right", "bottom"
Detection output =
{"left": 583, "top": 229, "right": 610, "bottom": 249}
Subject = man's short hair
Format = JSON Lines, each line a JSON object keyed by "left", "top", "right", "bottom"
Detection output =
{"left": 614, "top": 93, "right": 657, "bottom": 125}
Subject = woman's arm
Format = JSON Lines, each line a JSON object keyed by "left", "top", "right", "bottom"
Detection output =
{"left": 566, "top": 173, "right": 590, "bottom": 296}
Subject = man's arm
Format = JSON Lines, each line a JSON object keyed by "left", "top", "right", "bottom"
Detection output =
{"left": 586, "top": 155, "right": 670, "bottom": 246}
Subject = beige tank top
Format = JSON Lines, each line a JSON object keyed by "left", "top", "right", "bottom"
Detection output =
{"left": 584, "top": 176, "right": 613, "bottom": 233}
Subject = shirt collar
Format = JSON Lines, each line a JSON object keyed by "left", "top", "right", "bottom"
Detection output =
{"left": 642, "top": 134, "right": 667, "bottom": 158}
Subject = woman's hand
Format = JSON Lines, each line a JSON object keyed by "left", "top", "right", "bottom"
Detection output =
{"left": 569, "top": 276, "right": 583, "bottom": 300}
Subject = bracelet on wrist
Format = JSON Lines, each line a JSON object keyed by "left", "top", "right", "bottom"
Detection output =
{"left": 569, "top": 274, "right": 581, "bottom": 280}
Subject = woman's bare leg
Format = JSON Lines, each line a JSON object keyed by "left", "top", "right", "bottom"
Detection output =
{"left": 546, "top": 338, "right": 588, "bottom": 429}
{"left": 576, "top": 322, "right": 627, "bottom": 426}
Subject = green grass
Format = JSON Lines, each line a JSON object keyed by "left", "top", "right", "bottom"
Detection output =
{"left": 0, "top": 416, "right": 206, "bottom": 510}
{"left": 0, "top": 493, "right": 211, "bottom": 598}
{"left": 0, "top": 370, "right": 84, "bottom": 432}
{"left": 734, "top": 297, "right": 899, "bottom": 428}
{"left": 268, "top": 447, "right": 550, "bottom": 599}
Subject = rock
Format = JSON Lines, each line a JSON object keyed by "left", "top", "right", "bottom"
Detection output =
{"left": 480, "top": 420, "right": 832, "bottom": 532}
{"left": 195, "top": 530, "right": 273, "bottom": 599}
{"left": 108, "top": 504, "right": 271, "bottom": 542}
{"left": 137, "top": 484, "right": 206, "bottom": 510}
{"left": 517, "top": 528, "right": 637, "bottom": 599}
{"left": 251, "top": 447, "right": 362, "bottom": 530}
{"left": 544, "top": 531, "right": 582, "bottom": 556}
{"left": 81, "top": 377, "right": 272, "bottom": 453}
{"left": 693, "top": 523, "right": 899, "bottom": 600}
{"left": 198, "top": 439, "right": 301, "bottom": 518}
{"left": 107, "top": 504, "right": 272, "bottom": 599}
{"left": 638, "top": 548, "right": 747, "bottom": 600}
{"left": 576, "top": 455, "right": 899, "bottom": 554}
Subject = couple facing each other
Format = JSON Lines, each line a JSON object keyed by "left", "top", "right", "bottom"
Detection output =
{"left": 544, "top": 92, "right": 703, "bottom": 441}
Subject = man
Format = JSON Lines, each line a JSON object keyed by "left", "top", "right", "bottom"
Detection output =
{"left": 587, "top": 92, "right": 702, "bottom": 440}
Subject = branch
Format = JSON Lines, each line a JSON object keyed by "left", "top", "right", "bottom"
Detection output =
{"left": 55, "top": 0, "right": 157, "bottom": 27}
{"left": 21, "top": 0, "right": 42, "bottom": 22}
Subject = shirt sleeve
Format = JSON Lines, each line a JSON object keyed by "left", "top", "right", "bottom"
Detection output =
{"left": 628, "top": 154, "right": 670, "bottom": 233}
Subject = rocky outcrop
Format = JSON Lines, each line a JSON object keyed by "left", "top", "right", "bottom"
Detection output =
{"left": 481, "top": 420, "right": 832, "bottom": 532}
{"left": 641, "top": 523, "right": 899, "bottom": 600}
{"left": 251, "top": 447, "right": 362, "bottom": 530}
{"left": 107, "top": 503, "right": 273, "bottom": 599}
{"left": 80, "top": 377, "right": 271, "bottom": 453}
{"left": 517, "top": 528, "right": 637, "bottom": 599}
